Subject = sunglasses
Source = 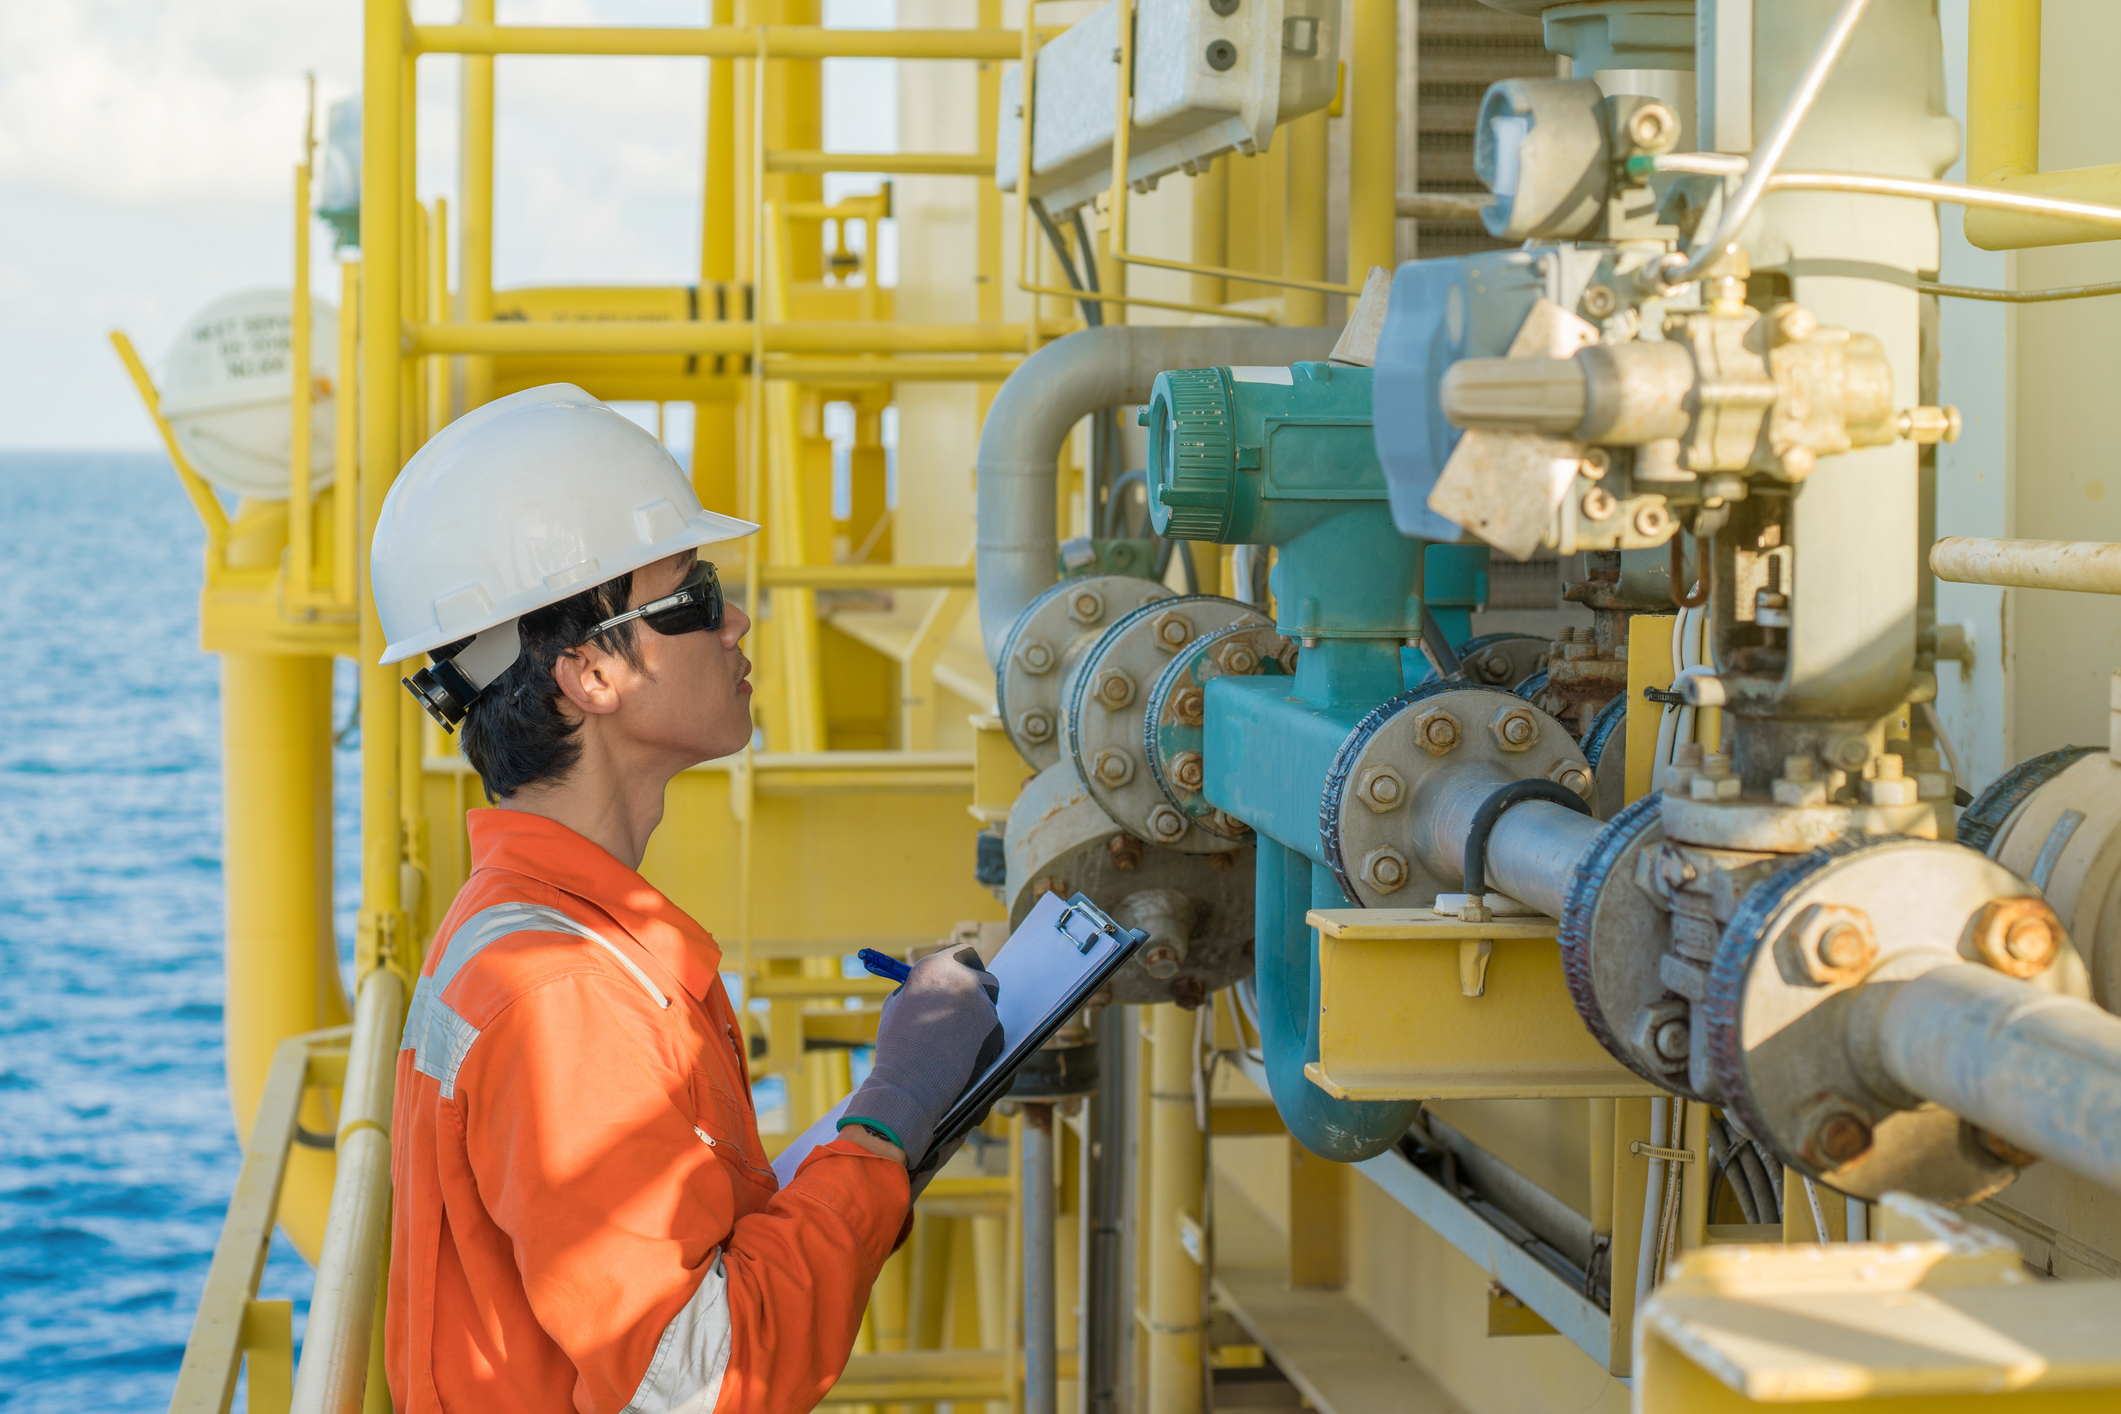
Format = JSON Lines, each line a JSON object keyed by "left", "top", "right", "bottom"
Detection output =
{"left": 584, "top": 560, "right": 724, "bottom": 642}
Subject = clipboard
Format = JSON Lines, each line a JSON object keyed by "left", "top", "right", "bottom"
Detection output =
{"left": 771, "top": 891, "right": 1147, "bottom": 1185}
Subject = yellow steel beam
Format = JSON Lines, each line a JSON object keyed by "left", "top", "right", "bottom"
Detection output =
{"left": 1964, "top": 0, "right": 2121, "bottom": 249}
{"left": 411, "top": 23, "right": 1039, "bottom": 58}
{"left": 408, "top": 319, "right": 1050, "bottom": 355}
{"left": 242, "top": 1300, "right": 295, "bottom": 1414}
{"left": 755, "top": 563, "right": 977, "bottom": 589}
{"left": 768, "top": 149, "right": 991, "bottom": 176}
{"left": 767, "top": 354, "right": 1024, "bottom": 383}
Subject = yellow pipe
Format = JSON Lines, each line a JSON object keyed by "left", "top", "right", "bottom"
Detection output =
{"left": 766, "top": 355, "right": 1024, "bottom": 383}
{"left": 412, "top": 23, "right": 1035, "bottom": 59}
{"left": 1284, "top": 110, "right": 1329, "bottom": 327}
{"left": 1190, "top": 157, "right": 1228, "bottom": 308}
{"left": 334, "top": 261, "right": 361, "bottom": 606}
{"left": 427, "top": 195, "right": 451, "bottom": 439}
{"left": 411, "top": 320, "right": 1055, "bottom": 356}
{"left": 1347, "top": 0, "right": 1396, "bottom": 279}
{"left": 461, "top": 0, "right": 496, "bottom": 412}
{"left": 291, "top": 158, "right": 315, "bottom": 598}
{"left": 767, "top": 149, "right": 992, "bottom": 176}
{"left": 756, "top": 563, "right": 976, "bottom": 588}
{"left": 1964, "top": 0, "right": 2121, "bottom": 248}
{"left": 1146, "top": 1004, "right": 1204, "bottom": 1414}
{"left": 219, "top": 643, "right": 349, "bottom": 1265}
{"left": 359, "top": 0, "right": 406, "bottom": 974}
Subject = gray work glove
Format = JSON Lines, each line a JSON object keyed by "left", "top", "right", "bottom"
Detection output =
{"left": 840, "top": 947, "right": 1003, "bottom": 1173}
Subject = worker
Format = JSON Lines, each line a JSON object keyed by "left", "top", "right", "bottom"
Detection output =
{"left": 368, "top": 384, "right": 1002, "bottom": 1414}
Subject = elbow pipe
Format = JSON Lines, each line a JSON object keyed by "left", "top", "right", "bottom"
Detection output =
{"left": 975, "top": 325, "right": 1335, "bottom": 665}
{"left": 1255, "top": 838, "right": 1423, "bottom": 1162}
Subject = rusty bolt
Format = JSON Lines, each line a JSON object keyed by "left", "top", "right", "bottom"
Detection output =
{"left": 1357, "top": 765, "right": 1405, "bottom": 813}
{"left": 1173, "top": 686, "right": 1205, "bottom": 727}
{"left": 1140, "top": 942, "right": 1182, "bottom": 980}
{"left": 1093, "top": 748, "right": 1135, "bottom": 787}
{"left": 1094, "top": 668, "right": 1136, "bottom": 709}
{"left": 1017, "top": 638, "right": 1056, "bottom": 675}
{"left": 1489, "top": 705, "right": 1538, "bottom": 752}
{"left": 1580, "top": 447, "right": 1612, "bottom": 480}
{"left": 1171, "top": 750, "right": 1205, "bottom": 790}
{"left": 1107, "top": 834, "right": 1142, "bottom": 872}
{"left": 1633, "top": 502, "right": 1672, "bottom": 538}
{"left": 1581, "top": 486, "right": 1618, "bottom": 521}
{"left": 1548, "top": 760, "right": 1592, "bottom": 797}
{"left": 1217, "top": 640, "right": 1260, "bottom": 675}
{"left": 1149, "top": 609, "right": 1195, "bottom": 651}
{"left": 1788, "top": 903, "right": 1876, "bottom": 985}
{"left": 1475, "top": 651, "right": 1514, "bottom": 683}
{"left": 1414, "top": 706, "right": 1461, "bottom": 756}
{"left": 1146, "top": 804, "right": 1187, "bottom": 842}
{"left": 1813, "top": 1111, "right": 1875, "bottom": 1167}
{"left": 1970, "top": 896, "right": 2063, "bottom": 978}
{"left": 1207, "top": 849, "right": 1235, "bottom": 871}
{"left": 1213, "top": 810, "right": 1252, "bottom": 839}
{"left": 1169, "top": 975, "right": 1208, "bottom": 1010}
{"left": 1066, "top": 587, "right": 1105, "bottom": 624}
{"left": 1362, "top": 846, "right": 1409, "bottom": 894}
{"left": 1580, "top": 283, "right": 1619, "bottom": 318}
{"left": 1015, "top": 708, "right": 1054, "bottom": 743}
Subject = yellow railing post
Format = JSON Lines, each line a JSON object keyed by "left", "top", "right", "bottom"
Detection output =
{"left": 242, "top": 1300, "right": 295, "bottom": 1414}
{"left": 461, "top": 0, "right": 496, "bottom": 412}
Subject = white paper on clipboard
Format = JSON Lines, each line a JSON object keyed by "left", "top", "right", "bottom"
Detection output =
{"left": 771, "top": 892, "right": 1142, "bottom": 1185}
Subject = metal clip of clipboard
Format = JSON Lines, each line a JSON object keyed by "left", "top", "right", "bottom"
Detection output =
{"left": 1053, "top": 900, "right": 1121, "bottom": 954}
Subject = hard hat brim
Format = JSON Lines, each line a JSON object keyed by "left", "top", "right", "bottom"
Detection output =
{"left": 378, "top": 507, "right": 758, "bottom": 664}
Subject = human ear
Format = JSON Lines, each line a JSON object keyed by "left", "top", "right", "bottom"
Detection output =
{"left": 552, "top": 647, "right": 624, "bottom": 718}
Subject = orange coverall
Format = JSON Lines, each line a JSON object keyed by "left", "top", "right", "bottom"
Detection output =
{"left": 385, "top": 809, "right": 911, "bottom": 1413}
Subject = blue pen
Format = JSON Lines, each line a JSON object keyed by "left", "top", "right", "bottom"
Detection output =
{"left": 857, "top": 948, "right": 912, "bottom": 984}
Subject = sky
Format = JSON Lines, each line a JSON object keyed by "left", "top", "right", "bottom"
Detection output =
{"left": 0, "top": 0, "right": 897, "bottom": 451}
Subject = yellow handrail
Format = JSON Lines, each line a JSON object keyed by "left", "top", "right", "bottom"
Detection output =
{"left": 107, "top": 331, "right": 232, "bottom": 570}
{"left": 411, "top": 22, "right": 1042, "bottom": 59}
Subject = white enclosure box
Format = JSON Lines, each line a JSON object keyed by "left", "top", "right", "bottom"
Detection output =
{"left": 997, "top": 0, "right": 1340, "bottom": 217}
{"left": 161, "top": 287, "right": 338, "bottom": 501}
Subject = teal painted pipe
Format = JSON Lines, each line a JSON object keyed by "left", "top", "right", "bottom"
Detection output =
{"left": 1148, "top": 359, "right": 1426, "bottom": 1161}
{"left": 1250, "top": 837, "right": 1424, "bottom": 1162}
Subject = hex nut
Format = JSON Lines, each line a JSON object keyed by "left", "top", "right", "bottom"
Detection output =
{"left": 1170, "top": 751, "right": 1205, "bottom": 790}
{"left": 1361, "top": 846, "right": 1409, "bottom": 894}
{"left": 1414, "top": 706, "right": 1461, "bottom": 756}
{"left": 1970, "top": 896, "right": 2063, "bottom": 978}
{"left": 1580, "top": 283, "right": 1620, "bottom": 318}
{"left": 1276, "top": 640, "right": 1301, "bottom": 674}
{"left": 1547, "top": 760, "right": 1592, "bottom": 797}
{"left": 1629, "top": 998, "right": 1689, "bottom": 1072}
{"left": 1149, "top": 609, "right": 1195, "bottom": 652}
{"left": 1786, "top": 903, "right": 1877, "bottom": 985}
{"left": 1146, "top": 804, "right": 1187, "bottom": 842}
{"left": 1357, "top": 765, "right": 1406, "bottom": 813}
{"left": 1488, "top": 706, "right": 1538, "bottom": 752}
{"left": 1107, "top": 834, "right": 1143, "bottom": 872}
{"left": 1016, "top": 708, "right": 1054, "bottom": 743}
{"left": 1652, "top": 1017, "right": 1690, "bottom": 1061}
{"left": 1094, "top": 668, "right": 1136, "bottom": 709}
{"left": 1066, "top": 587, "right": 1105, "bottom": 624}
{"left": 1173, "top": 686, "right": 1205, "bottom": 727}
{"left": 1016, "top": 638, "right": 1056, "bottom": 675}
{"left": 1093, "top": 748, "right": 1135, "bottom": 787}
{"left": 1217, "top": 640, "right": 1260, "bottom": 675}
{"left": 1864, "top": 755, "right": 1918, "bottom": 805}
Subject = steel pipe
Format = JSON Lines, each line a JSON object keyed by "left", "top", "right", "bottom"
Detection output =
{"left": 290, "top": 965, "right": 406, "bottom": 1414}
{"left": 1931, "top": 536, "right": 2121, "bottom": 595}
{"left": 1021, "top": 1104, "right": 1058, "bottom": 1414}
{"left": 1406, "top": 765, "right": 1605, "bottom": 920}
{"left": 973, "top": 326, "right": 1334, "bottom": 664}
{"left": 1868, "top": 963, "right": 2121, "bottom": 1190}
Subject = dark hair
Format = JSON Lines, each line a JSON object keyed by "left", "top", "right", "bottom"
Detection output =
{"left": 449, "top": 551, "right": 692, "bottom": 799}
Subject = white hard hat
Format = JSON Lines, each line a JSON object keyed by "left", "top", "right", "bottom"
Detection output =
{"left": 372, "top": 383, "right": 756, "bottom": 668}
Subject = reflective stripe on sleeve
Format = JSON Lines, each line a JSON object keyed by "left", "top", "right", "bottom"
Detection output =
{"left": 623, "top": 1252, "right": 734, "bottom": 1414}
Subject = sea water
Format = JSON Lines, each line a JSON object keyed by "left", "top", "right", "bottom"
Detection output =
{"left": 0, "top": 452, "right": 355, "bottom": 1412}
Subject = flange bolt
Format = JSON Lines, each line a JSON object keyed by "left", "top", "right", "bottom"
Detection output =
{"left": 1971, "top": 896, "right": 2063, "bottom": 978}
{"left": 1815, "top": 1111, "right": 1875, "bottom": 1166}
{"left": 1170, "top": 751, "right": 1204, "bottom": 790}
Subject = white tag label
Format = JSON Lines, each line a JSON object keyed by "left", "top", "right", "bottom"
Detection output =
{"left": 1227, "top": 365, "right": 1294, "bottom": 385}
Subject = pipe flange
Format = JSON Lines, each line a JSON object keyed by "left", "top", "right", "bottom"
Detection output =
{"left": 1321, "top": 684, "right": 1591, "bottom": 908}
{"left": 1975, "top": 749, "right": 2113, "bottom": 1005}
{"left": 1065, "top": 594, "right": 1267, "bottom": 855}
{"left": 1002, "top": 762, "right": 1255, "bottom": 1004}
{"left": 1455, "top": 631, "right": 1552, "bottom": 691}
{"left": 1959, "top": 743, "right": 2101, "bottom": 855}
{"left": 1557, "top": 794, "right": 1712, "bottom": 1098}
{"left": 1580, "top": 694, "right": 1629, "bottom": 820}
{"left": 995, "top": 574, "right": 1175, "bottom": 770}
{"left": 1703, "top": 836, "right": 2062, "bottom": 1204}
{"left": 1143, "top": 620, "right": 1294, "bottom": 839}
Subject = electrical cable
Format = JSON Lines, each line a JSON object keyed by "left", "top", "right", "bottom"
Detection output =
{"left": 1634, "top": 1096, "right": 1669, "bottom": 1311}
{"left": 1802, "top": 1175, "right": 1832, "bottom": 1242}
{"left": 1920, "top": 277, "right": 2121, "bottom": 303}
{"left": 1920, "top": 700, "right": 1968, "bottom": 797}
